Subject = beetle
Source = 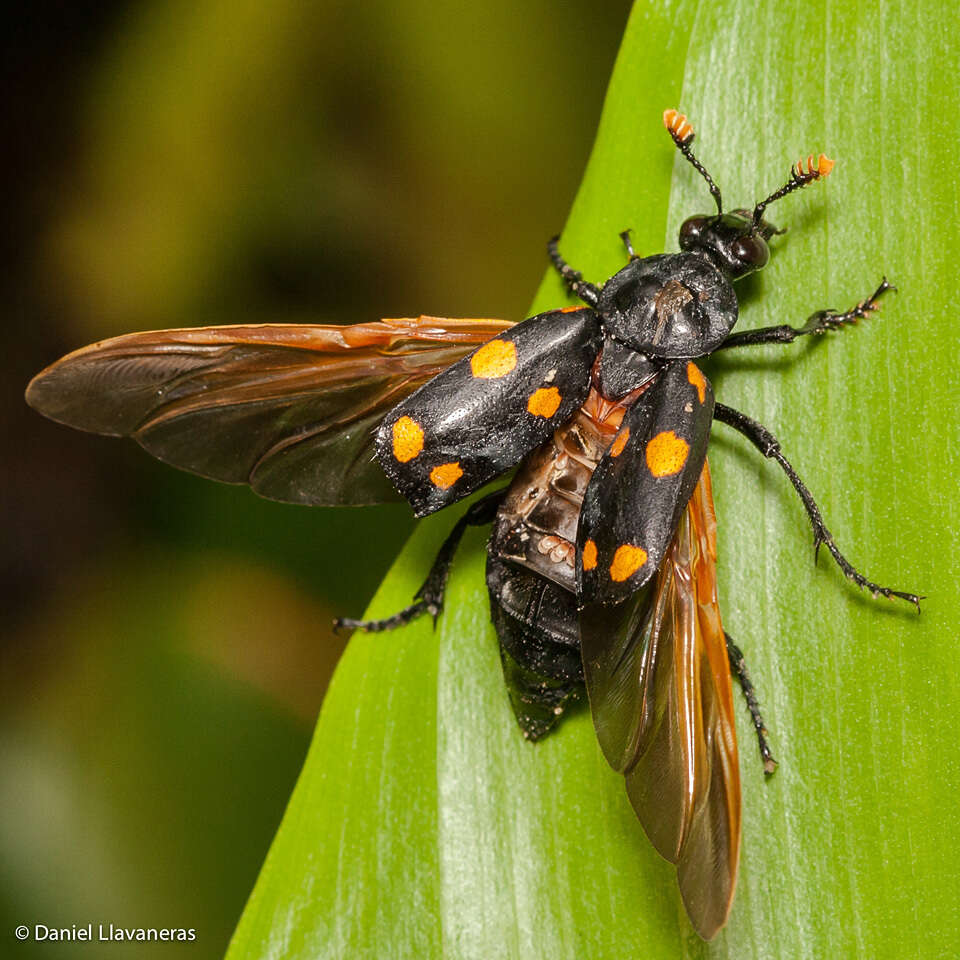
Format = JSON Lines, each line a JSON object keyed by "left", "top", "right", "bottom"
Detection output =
{"left": 26, "top": 109, "right": 920, "bottom": 939}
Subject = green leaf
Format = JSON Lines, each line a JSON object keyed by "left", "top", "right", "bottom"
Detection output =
{"left": 228, "top": 2, "right": 960, "bottom": 956}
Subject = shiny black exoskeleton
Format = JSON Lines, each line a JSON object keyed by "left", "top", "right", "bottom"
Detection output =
{"left": 26, "top": 108, "right": 922, "bottom": 941}
{"left": 357, "top": 111, "right": 919, "bottom": 756}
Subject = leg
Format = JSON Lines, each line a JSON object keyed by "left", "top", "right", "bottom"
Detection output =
{"left": 547, "top": 236, "right": 601, "bottom": 307}
{"left": 334, "top": 489, "right": 506, "bottom": 633}
{"left": 713, "top": 402, "right": 922, "bottom": 610}
{"left": 717, "top": 278, "right": 894, "bottom": 351}
{"left": 619, "top": 229, "right": 640, "bottom": 261}
{"left": 725, "top": 632, "right": 777, "bottom": 774}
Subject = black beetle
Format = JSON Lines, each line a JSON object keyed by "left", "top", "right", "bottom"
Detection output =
{"left": 25, "top": 108, "right": 919, "bottom": 938}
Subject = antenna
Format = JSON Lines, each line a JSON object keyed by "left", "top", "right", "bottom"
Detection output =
{"left": 663, "top": 109, "right": 723, "bottom": 215}
{"left": 752, "top": 154, "right": 834, "bottom": 224}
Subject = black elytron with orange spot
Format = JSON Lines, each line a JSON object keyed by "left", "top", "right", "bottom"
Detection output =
{"left": 25, "top": 110, "right": 920, "bottom": 940}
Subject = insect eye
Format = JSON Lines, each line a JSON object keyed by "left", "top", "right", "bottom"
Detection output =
{"left": 679, "top": 217, "right": 707, "bottom": 246}
{"left": 731, "top": 236, "right": 768, "bottom": 267}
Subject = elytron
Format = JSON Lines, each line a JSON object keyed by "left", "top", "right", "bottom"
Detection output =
{"left": 27, "top": 109, "right": 919, "bottom": 939}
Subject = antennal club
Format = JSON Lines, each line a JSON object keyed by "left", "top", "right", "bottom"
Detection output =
{"left": 663, "top": 109, "right": 723, "bottom": 215}
{"left": 753, "top": 153, "right": 834, "bottom": 225}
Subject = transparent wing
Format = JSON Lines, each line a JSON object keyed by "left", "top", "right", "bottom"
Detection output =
{"left": 26, "top": 317, "right": 513, "bottom": 506}
{"left": 579, "top": 461, "right": 741, "bottom": 939}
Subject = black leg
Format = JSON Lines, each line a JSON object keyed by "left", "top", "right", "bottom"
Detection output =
{"left": 725, "top": 632, "right": 777, "bottom": 775}
{"left": 334, "top": 489, "right": 507, "bottom": 633}
{"left": 619, "top": 229, "right": 640, "bottom": 261}
{"left": 717, "top": 278, "right": 894, "bottom": 351}
{"left": 547, "top": 236, "right": 601, "bottom": 307}
{"left": 713, "top": 402, "right": 922, "bottom": 610}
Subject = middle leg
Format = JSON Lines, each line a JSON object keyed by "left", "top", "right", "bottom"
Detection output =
{"left": 334, "top": 488, "right": 506, "bottom": 633}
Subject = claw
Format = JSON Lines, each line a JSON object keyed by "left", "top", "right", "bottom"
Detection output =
{"left": 899, "top": 592, "right": 925, "bottom": 613}
{"left": 813, "top": 535, "right": 825, "bottom": 562}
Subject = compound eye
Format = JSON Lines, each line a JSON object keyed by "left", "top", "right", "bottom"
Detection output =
{"left": 731, "top": 235, "right": 768, "bottom": 268}
{"left": 679, "top": 216, "right": 707, "bottom": 246}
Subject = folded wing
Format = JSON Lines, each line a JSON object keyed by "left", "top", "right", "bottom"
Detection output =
{"left": 579, "top": 462, "right": 741, "bottom": 940}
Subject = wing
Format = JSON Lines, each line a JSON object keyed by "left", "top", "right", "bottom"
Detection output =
{"left": 25, "top": 316, "right": 513, "bottom": 506}
{"left": 375, "top": 306, "right": 601, "bottom": 516}
{"left": 579, "top": 461, "right": 741, "bottom": 940}
{"left": 576, "top": 360, "right": 714, "bottom": 605}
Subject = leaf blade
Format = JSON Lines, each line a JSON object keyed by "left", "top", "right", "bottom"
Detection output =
{"left": 228, "top": 1, "right": 960, "bottom": 956}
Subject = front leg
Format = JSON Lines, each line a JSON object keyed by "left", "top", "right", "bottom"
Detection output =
{"left": 717, "top": 278, "right": 894, "bottom": 351}
{"left": 619, "top": 228, "right": 641, "bottom": 261}
{"left": 547, "top": 236, "right": 601, "bottom": 307}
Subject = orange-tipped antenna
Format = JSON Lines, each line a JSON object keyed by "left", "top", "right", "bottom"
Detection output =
{"left": 796, "top": 153, "right": 834, "bottom": 178}
{"left": 753, "top": 152, "right": 835, "bottom": 225}
{"left": 663, "top": 108, "right": 723, "bottom": 214}
{"left": 663, "top": 109, "right": 695, "bottom": 144}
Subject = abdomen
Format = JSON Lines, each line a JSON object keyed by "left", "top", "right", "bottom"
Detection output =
{"left": 484, "top": 386, "right": 648, "bottom": 738}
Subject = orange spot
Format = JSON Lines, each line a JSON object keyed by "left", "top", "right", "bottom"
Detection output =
{"left": 687, "top": 362, "right": 706, "bottom": 404}
{"left": 392, "top": 416, "right": 424, "bottom": 462}
{"left": 646, "top": 430, "right": 690, "bottom": 477}
{"left": 609, "top": 427, "right": 630, "bottom": 457}
{"left": 582, "top": 539, "right": 598, "bottom": 571}
{"left": 609, "top": 544, "right": 648, "bottom": 582}
{"left": 429, "top": 462, "right": 463, "bottom": 489}
{"left": 560, "top": 305, "right": 581, "bottom": 313}
{"left": 527, "top": 386, "right": 562, "bottom": 418}
{"left": 817, "top": 153, "right": 834, "bottom": 176}
{"left": 471, "top": 339, "right": 517, "bottom": 379}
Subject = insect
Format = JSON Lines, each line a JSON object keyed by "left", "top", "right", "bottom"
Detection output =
{"left": 26, "top": 109, "right": 920, "bottom": 939}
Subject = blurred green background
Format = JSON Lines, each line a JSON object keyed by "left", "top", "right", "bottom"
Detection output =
{"left": 2, "top": 1, "right": 630, "bottom": 955}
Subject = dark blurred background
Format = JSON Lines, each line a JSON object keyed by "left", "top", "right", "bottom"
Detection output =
{"left": 1, "top": 1, "right": 630, "bottom": 955}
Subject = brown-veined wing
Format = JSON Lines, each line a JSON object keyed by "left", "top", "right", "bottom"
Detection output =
{"left": 26, "top": 317, "right": 513, "bottom": 506}
{"left": 579, "top": 461, "right": 741, "bottom": 939}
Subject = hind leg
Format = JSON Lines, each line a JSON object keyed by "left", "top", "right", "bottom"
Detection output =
{"left": 725, "top": 632, "right": 777, "bottom": 774}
